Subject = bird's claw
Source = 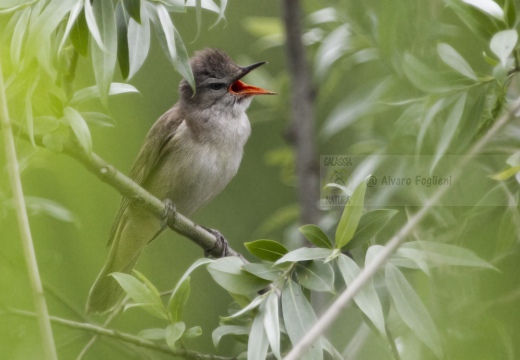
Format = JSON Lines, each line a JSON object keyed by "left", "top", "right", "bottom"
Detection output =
{"left": 202, "top": 227, "right": 230, "bottom": 258}
{"left": 162, "top": 199, "right": 176, "bottom": 226}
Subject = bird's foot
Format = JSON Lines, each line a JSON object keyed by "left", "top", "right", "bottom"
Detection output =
{"left": 202, "top": 227, "right": 230, "bottom": 258}
{"left": 162, "top": 199, "right": 177, "bottom": 227}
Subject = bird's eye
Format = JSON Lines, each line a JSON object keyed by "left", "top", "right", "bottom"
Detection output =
{"left": 209, "top": 83, "right": 225, "bottom": 90}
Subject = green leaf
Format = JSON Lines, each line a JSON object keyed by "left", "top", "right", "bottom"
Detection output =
{"left": 81, "top": 112, "right": 115, "bottom": 127}
{"left": 244, "top": 239, "right": 288, "bottom": 262}
{"left": 216, "top": 0, "right": 227, "bottom": 24}
{"left": 133, "top": 269, "right": 162, "bottom": 299}
{"left": 150, "top": 4, "right": 195, "bottom": 90}
{"left": 207, "top": 257, "right": 270, "bottom": 295}
{"left": 123, "top": 0, "right": 141, "bottom": 23}
{"left": 275, "top": 248, "right": 335, "bottom": 264}
{"left": 416, "top": 99, "right": 446, "bottom": 153}
{"left": 70, "top": 9, "right": 89, "bottom": 57}
{"left": 185, "top": 0, "right": 220, "bottom": 14}
{"left": 462, "top": 0, "right": 504, "bottom": 21}
{"left": 491, "top": 164, "right": 520, "bottom": 180}
{"left": 263, "top": 292, "right": 281, "bottom": 360}
{"left": 111, "top": 272, "right": 167, "bottom": 319}
{"left": 138, "top": 328, "right": 166, "bottom": 340}
{"left": 127, "top": 1, "right": 150, "bottom": 79}
{"left": 299, "top": 225, "right": 332, "bottom": 249}
{"left": 243, "top": 263, "right": 282, "bottom": 281}
{"left": 165, "top": 322, "right": 185, "bottom": 350}
{"left": 25, "top": 196, "right": 77, "bottom": 223}
{"left": 91, "top": 0, "right": 117, "bottom": 106}
{"left": 398, "top": 241, "right": 496, "bottom": 270}
{"left": 431, "top": 94, "right": 466, "bottom": 173}
{"left": 212, "top": 325, "right": 249, "bottom": 349}
{"left": 385, "top": 264, "right": 443, "bottom": 358}
{"left": 490, "top": 29, "right": 518, "bottom": 67}
{"left": 116, "top": 1, "right": 130, "bottom": 79}
{"left": 58, "top": 0, "right": 83, "bottom": 53}
{"left": 10, "top": 7, "right": 31, "bottom": 68}
{"left": 63, "top": 107, "right": 92, "bottom": 155}
{"left": 221, "top": 295, "right": 263, "bottom": 320}
{"left": 183, "top": 326, "right": 202, "bottom": 339}
{"left": 25, "top": 77, "right": 38, "bottom": 148}
{"left": 282, "top": 280, "right": 323, "bottom": 360}
{"left": 437, "top": 43, "right": 478, "bottom": 80}
{"left": 248, "top": 308, "right": 269, "bottom": 360}
{"left": 168, "top": 276, "right": 190, "bottom": 323}
{"left": 84, "top": 0, "right": 104, "bottom": 51}
{"left": 70, "top": 83, "right": 139, "bottom": 105}
{"left": 403, "top": 53, "right": 453, "bottom": 93}
{"left": 335, "top": 180, "right": 367, "bottom": 248}
{"left": 347, "top": 209, "right": 398, "bottom": 250}
{"left": 170, "top": 258, "right": 214, "bottom": 300}
{"left": 195, "top": 0, "right": 201, "bottom": 39}
{"left": 295, "top": 261, "right": 335, "bottom": 293}
{"left": 337, "top": 254, "right": 385, "bottom": 336}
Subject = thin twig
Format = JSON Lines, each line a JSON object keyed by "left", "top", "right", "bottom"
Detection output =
{"left": 0, "top": 57, "right": 58, "bottom": 359}
{"left": 283, "top": 97, "right": 520, "bottom": 360}
{"left": 7, "top": 308, "right": 236, "bottom": 360}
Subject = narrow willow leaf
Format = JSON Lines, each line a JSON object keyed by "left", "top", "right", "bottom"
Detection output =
{"left": 416, "top": 99, "right": 445, "bottom": 154}
{"left": 172, "top": 21, "right": 195, "bottom": 90}
{"left": 243, "top": 263, "right": 282, "bottom": 281}
{"left": 490, "top": 29, "right": 518, "bottom": 67}
{"left": 431, "top": 94, "right": 466, "bottom": 173}
{"left": 169, "top": 258, "right": 213, "bottom": 300}
{"left": 195, "top": 0, "right": 201, "bottom": 39}
{"left": 296, "top": 261, "right": 335, "bottom": 293}
{"left": 275, "top": 248, "right": 334, "bottom": 264}
{"left": 385, "top": 264, "right": 443, "bottom": 358}
{"left": 221, "top": 295, "right": 264, "bottom": 320}
{"left": 244, "top": 239, "right": 288, "bottom": 262}
{"left": 81, "top": 112, "right": 114, "bottom": 127}
{"left": 165, "top": 322, "right": 185, "bottom": 350}
{"left": 335, "top": 180, "right": 367, "bottom": 248}
{"left": 462, "top": 0, "right": 504, "bottom": 21}
{"left": 437, "top": 43, "right": 478, "bottom": 80}
{"left": 25, "top": 196, "right": 77, "bottom": 223}
{"left": 216, "top": 0, "right": 227, "bottom": 24}
{"left": 58, "top": 0, "right": 83, "bottom": 53}
{"left": 70, "top": 9, "right": 89, "bottom": 56}
{"left": 168, "top": 276, "right": 190, "bottom": 323}
{"left": 183, "top": 326, "right": 202, "bottom": 339}
{"left": 347, "top": 209, "right": 398, "bottom": 250}
{"left": 111, "top": 272, "right": 167, "bottom": 319}
{"left": 185, "top": 0, "right": 220, "bottom": 13}
{"left": 299, "top": 224, "right": 332, "bottom": 249}
{"left": 207, "top": 257, "right": 270, "bottom": 295}
{"left": 337, "top": 254, "right": 385, "bottom": 336}
{"left": 282, "top": 280, "right": 323, "bottom": 360}
{"left": 403, "top": 53, "right": 453, "bottom": 93}
{"left": 91, "top": 0, "right": 117, "bottom": 106}
{"left": 138, "top": 328, "right": 166, "bottom": 340}
{"left": 70, "top": 83, "right": 139, "bottom": 105}
{"left": 123, "top": 0, "right": 141, "bottom": 23}
{"left": 11, "top": 7, "right": 31, "bottom": 68}
{"left": 263, "top": 292, "right": 281, "bottom": 359}
{"left": 63, "top": 107, "right": 92, "bottom": 155}
{"left": 212, "top": 325, "right": 249, "bottom": 349}
{"left": 399, "top": 241, "right": 496, "bottom": 269}
{"left": 127, "top": 1, "right": 150, "bottom": 79}
{"left": 133, "top": 269, "right": 162, "bottom": 300}
{"left": 84, "top": 0, "right": 104, "bottom": 50}
{"left": 25, "top": 77, "right": 38, "bottom": 148}
{"left": 116, "top": 1, "right": 130, "bottom": 79}
{"left": 491, "top": 164, "right": 520, "bottom": 180}
{"left": 248, "top": 308, "right": 269, "bottom": 360}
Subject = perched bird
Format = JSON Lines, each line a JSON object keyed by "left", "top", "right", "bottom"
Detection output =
{"left": 86, "top": 49, "right": 275, "bottom": 314}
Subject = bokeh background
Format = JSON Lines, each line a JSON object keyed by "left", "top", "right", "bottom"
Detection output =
{"left": 2, "top": 0, "right": 520, "bottom": 359}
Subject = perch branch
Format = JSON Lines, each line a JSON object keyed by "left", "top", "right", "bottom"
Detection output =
{"left": 284, "top": 97, "right": 520, "bottom": 360}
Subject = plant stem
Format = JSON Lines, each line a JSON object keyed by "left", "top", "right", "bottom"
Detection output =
{"left": 0, "top": 60, "right": 58, "bottom": 358}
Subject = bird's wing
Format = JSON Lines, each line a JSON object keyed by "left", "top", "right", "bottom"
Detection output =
{"left": 107, "top": 106, "right": 184, "bottom": 247}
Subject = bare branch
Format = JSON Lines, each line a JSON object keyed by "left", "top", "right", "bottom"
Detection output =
{"left": 283, "top": 97, "right": 520, "bottom": 360}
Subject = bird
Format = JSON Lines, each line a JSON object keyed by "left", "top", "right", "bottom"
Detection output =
{"left": 86, "top": 49, "right": 275, "bottom": 314}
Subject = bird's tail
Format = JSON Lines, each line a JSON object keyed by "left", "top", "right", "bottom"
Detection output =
{"left": 86, "top": 208, "right": 162, "bottom": 314}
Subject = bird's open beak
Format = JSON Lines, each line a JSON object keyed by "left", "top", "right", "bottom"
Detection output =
{"left": 229, "top": 62, "right": 277, "bottom": 96}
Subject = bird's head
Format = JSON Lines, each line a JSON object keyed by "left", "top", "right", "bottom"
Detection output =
{"left": 179, "top": 49, "right": 275, "bottom": 112}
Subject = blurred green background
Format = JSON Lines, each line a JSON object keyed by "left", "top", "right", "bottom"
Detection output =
{"left": 2, "top": 0, "right": 520, "bottom": 359}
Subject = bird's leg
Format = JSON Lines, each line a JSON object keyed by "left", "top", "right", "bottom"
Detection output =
{"left": 162, "top": 199, "right": 177, "bottom": 229}
{"left": 202, "top": 227, "right": 230, "bottom": 258}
